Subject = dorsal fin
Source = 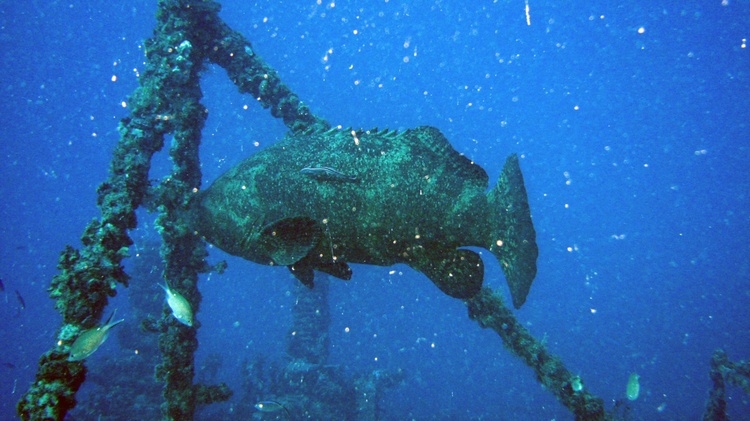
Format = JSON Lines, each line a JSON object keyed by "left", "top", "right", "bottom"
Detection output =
{"left": 407, "top": 126, "right": 488, "bottom": 188}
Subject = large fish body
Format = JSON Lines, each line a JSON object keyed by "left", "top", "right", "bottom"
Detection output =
{"left": 195, "top": 126, "right": 538, "bottom": 307}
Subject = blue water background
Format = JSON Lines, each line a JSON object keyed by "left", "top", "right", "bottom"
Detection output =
{"left": 1, "top": 0, "right": 749, "bottom": 419}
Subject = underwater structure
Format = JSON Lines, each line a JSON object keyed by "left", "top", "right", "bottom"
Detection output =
{"left": 15, "top": 0, "right": 594, "bottom": 419}
{"left": 18, "top": 0, "right": 748, "bottom": 420}
{"left": 702, "top": 349, "right": 750, "bottom": 421}
{"left": 466, "top": 288, "right": 607, "bottom": 418}
{"left": 69, "top": 240, "right": 166, "bottom": 420}
{"left": 239, "top": 277, "right": 404, "bottom": 420}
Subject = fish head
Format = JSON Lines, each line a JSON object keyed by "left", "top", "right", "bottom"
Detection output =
{"left": 173, "top": 309, "right": 194, "bottom": 327}
{"left": 192, "top": 186, "right": 268, "bottom": 263}
{"left": 194, "top": 182, "right": 322, "bottom": 267}
{"left": 68, "top": 345, "right": 89, "bottom": 362}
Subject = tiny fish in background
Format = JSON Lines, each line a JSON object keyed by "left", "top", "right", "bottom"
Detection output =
{"left": 626, "top": 373, "right": 640, "bottom": 401}
{"left": 68, "top": 311, "right": 124, "bottom": 361}
{"left": 15, "top": 290, "right": 25, "bottom": 310}
{"left": 0, "top": 277, "right": 5, "bottom": 292}
{"left": 160, "top": 283, "right": 194, "bottom": 326}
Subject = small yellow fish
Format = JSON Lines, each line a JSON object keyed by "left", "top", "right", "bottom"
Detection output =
{"left": 68, "top": 311, "right": 124, "bottom": 361}
{"left": 160, "top": 283, "right": 193, "bottom": 326}
{"left": 626, "top": 372, "right": 640, "bottom": 401}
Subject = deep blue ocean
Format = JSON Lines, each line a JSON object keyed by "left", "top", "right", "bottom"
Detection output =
{"left": 1, "top": 1, "right": 749, "bottom": 420}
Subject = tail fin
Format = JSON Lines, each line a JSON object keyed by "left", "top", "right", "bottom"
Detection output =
{"left": 486, "top": 154, "right": 538, "bottom": 309}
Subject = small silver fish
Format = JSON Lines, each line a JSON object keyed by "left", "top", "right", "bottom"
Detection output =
{"left": 255, "top": 400, "right": 290, "bottom": 419}
{"left": 300, "top": 165, "right": 359, "bottom": 183}
{"left": 160, "top": 283, "right": 194, "bottom": 326}
{"left": 68, "top": 311, "right": 124, "bottom": 361}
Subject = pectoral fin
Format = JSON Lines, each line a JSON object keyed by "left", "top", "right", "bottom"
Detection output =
{"left": 260, "top": 217, "right": 321, "bottom": 266}
{"left": 287, "top": 253, "right": 353, "bottom": 289}
{"left": 408, "top": 247, "right": 483, "bottom": 299}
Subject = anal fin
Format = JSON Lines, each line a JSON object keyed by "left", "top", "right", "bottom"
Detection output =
{"left": 316, "top": 260, "right": 353, "bottom": 280}
{"left": 288, "top": 254, "right": 353, "bottom": 289}
{"left": 408, "top": 247, "right": 483, "bottom": 299}
{"left": 288, "top": 262, "right": 315, "bottom": 288}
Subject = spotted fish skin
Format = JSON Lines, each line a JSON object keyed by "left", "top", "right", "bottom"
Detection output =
{"left": 195, "top": 126, "right": 538, "bottom": 307}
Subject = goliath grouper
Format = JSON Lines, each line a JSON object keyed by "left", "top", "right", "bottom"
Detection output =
{"left": 194, "top": 126, "right": 538, "bottom": 308}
